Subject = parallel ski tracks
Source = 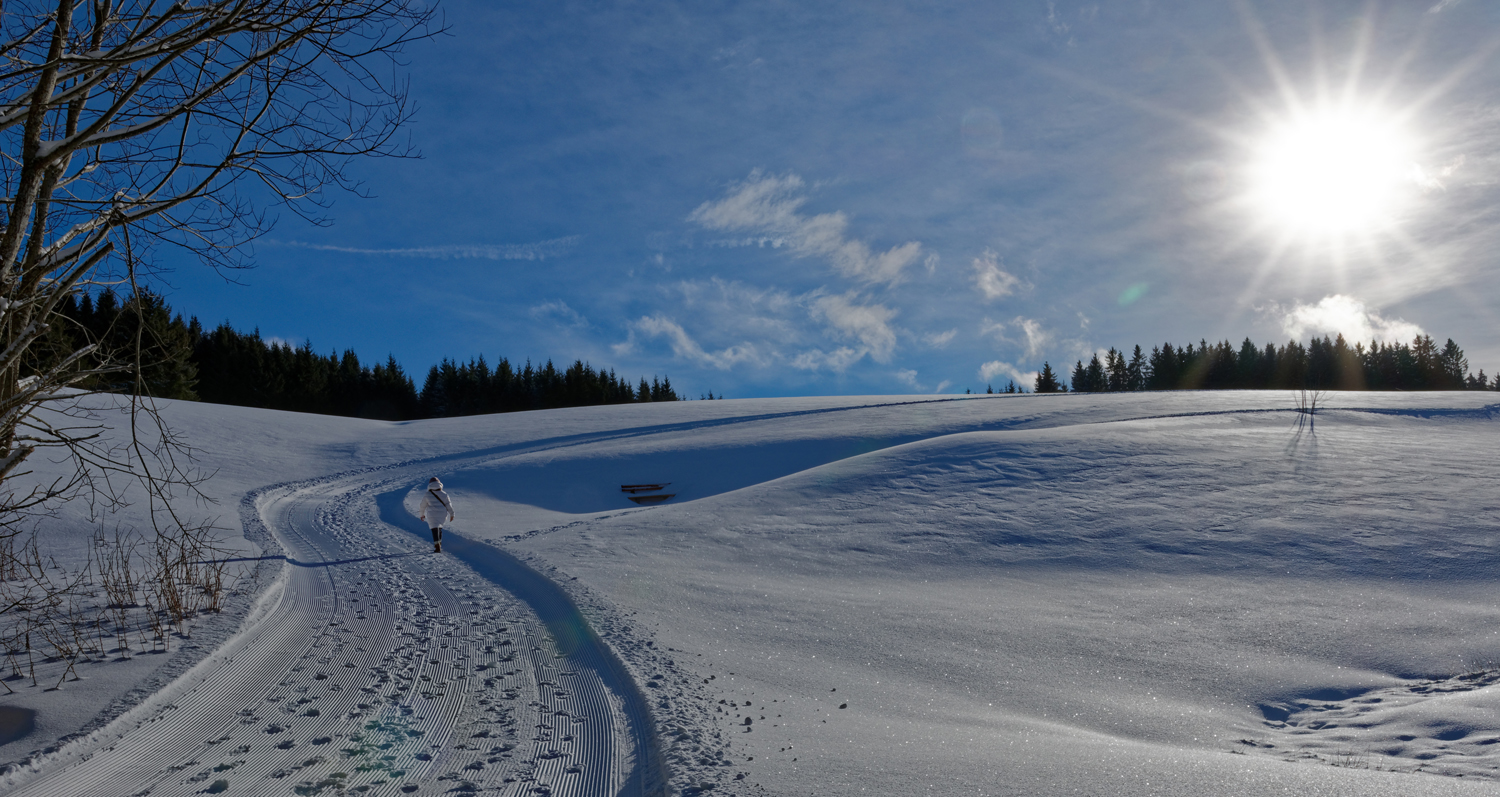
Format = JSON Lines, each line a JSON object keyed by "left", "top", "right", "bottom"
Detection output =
{"left": 7, "top": 395, "right": 1069, "bottom": 797}
{"left": 9, "top": 465, "right": 659, "bottom": 797}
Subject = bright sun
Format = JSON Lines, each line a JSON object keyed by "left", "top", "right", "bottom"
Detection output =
{"left": 1248, "top": 107, "right": 1416, "bottom": 237}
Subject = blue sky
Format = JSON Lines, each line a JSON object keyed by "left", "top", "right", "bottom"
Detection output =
{"left": 165, "top": 0, "right": 1500, "bottom": 397}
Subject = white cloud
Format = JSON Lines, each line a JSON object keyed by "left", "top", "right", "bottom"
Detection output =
{"left": 529, "top": 301, "right": 588, "bottom": 327}
{"left": 889, "top": 369, "right": 951, "bottom": 394}
{"left": 619, "top": 315, "right": 765, "bottom": 370}
{"left": 1012, "top": 317, "right": 1048, "bottom": 358}
{"left": 1428, "top": 0, "right": 1463, "bottom": 12}
{"left": 689, "top": 171, "right": 923, "bottom": 285}
{"left": 923, "top": 328, "right": 959, "bottom": 349}
{"left": 1046, "top": 1, "right": 1069, "bottom": 35}
{"left": 979, "top": 360, "right": 1038, "bottom": 388}
{"left": 1277, "top": 295, "right": 1424, "bottom": 345}
{"left": 620, "top": 280, "right": 900, "bottom": 375}
{"left": 812, "top": 293, "right": 898, "bottom": 363}
{"left": 282, "top": 236, "right": 580, "bottom": 261}
{"left": 791, "top": 347, "right": 864, "bottom": 372}
{"left": 671, "top": 278, "right": 797, "bottom": 316}
{"left": 663, "top": 279, "right": 803, "bottom": 349}
{"left": 1410, "top": 155, "right": 1465, "bottom": 193}
{"left": 972, "top": 250, "right": 1022, "bottom": 300}
{"left": 981, "top": 316, "right": 1049, "bottom": 358}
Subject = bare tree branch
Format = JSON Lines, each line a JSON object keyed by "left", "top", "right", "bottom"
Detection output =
{"left": 0, "top": 0, "right": 439, "bottom": 615}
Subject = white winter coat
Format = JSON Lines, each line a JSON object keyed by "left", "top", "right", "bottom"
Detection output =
{"left": 420, "top": 486, "right": 454, "bottom": 529}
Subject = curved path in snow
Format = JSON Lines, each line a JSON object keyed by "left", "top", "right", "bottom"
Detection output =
{"left": 9, "top": 397, "right": 995, "bottom": 797}
{"left": 8, "top": 467, "right": 663, "bottom": 797}
{"left": 3, "top": 395, "right": 1311, "bottom": 797}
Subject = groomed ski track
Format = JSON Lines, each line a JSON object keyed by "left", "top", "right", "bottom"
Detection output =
{"left": 7, "top": 461, "right": 665, "bottom": 797}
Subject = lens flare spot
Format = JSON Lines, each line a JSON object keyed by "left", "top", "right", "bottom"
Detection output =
{"left": 1118, "top": 282, "right": 1150, "bottom": 307}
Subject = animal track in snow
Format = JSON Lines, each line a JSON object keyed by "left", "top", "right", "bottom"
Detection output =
{"left": 1251, "top": 669, "right": 1500, "bottom": 779}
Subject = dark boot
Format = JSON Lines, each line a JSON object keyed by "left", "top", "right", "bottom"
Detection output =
{"left": 432, "top": 528, "right": 442, "bottom": 553}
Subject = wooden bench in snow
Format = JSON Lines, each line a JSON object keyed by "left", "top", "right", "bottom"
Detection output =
{"left": 627, "top": 493, "right": 676, "bottom": 504}
{"left": 622, "top": 483, "right": 675, "bottom": 504}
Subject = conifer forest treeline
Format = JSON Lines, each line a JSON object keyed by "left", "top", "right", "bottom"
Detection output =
{"left": 36, "top": 290, "right": 680, "bottom": 421}
{"left": 31, "top": 290, "right": 1497, "bottom": 420}
{"left": 1034, "top": 335, "right": 1497, "bottom": 394}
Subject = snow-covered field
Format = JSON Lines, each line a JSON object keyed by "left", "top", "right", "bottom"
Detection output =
{"left": 2, "top": 391, "right": 1499, "bottom": 796}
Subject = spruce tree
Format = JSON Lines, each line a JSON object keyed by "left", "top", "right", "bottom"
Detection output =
{"left": 1127, "top": 345, "right": 1146, "bottom": 391}
{"left": 1106, "top": 348, "right": 1127, "bottom": 391}
{"left": 1035, "top": 362, "right": 1062, "bottom": 393}
{"left": 1086, "top": 354, "right": 1106, "bottom": 393}
{"left": 1440, "top": 339, "right": 1468, "bottom": 389}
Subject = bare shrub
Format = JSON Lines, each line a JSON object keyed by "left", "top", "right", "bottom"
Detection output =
{"left": 0, "top": 0, "right": 437, "bottom": 656}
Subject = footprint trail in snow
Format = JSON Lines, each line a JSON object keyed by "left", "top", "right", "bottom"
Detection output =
{"left": 8, "top": 471, "right": 655, "bottom": 797}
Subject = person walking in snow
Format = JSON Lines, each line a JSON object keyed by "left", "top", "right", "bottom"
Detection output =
{"left": 420, "top": 476, "right": 455, "bottom": 553}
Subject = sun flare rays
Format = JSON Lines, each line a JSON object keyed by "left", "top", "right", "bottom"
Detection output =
{"left": 1247, "top": 105, "right": 1417, "bottom": 237}
{"left": 1192, "top": 2, "right": 1500, "bottom": 319}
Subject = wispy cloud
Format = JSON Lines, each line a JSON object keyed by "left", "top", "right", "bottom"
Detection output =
{"left": 1275, "top": 295, "right": 1425, "bottom": 345}
{"left": 979, "top": 360, "right": 1037, "bottom": 388}
{"left": 789, "top": 347, "right": 858, "bottom": 372}
{"left": 529, "top": 301, "right": 588, "bottom": 327}
{"left": 1410, "top": 155, "right": 1465, "bottom": 192}
{"left": 895, "top": 369, "right": 954, "bottom": 394}
{"left": 812, "top": 292, "right": 898, "bottom": 363}
{"left": 922, "top": 328, "right": 959, "bottom": 349}
{"left": 621, "top": 278, "right": 910, "bottom": 374}
{"left": 1012, "top": 317, "right": 1048, "bottom": 358}
{"left": 281, "top": 236, "right": 581, "bottom": 261}
{"left": 1045, "top": 1, "right": 1070, "bottom": 36}
{"left": 689, "top": 171, "right": 923, "bottom": 285}
{"left": 664, "top": 279, "right": 804, "bottom": 348}
{"left": 982, "top": 316, "right": 1049, "bottom": 358}
{"left": 972, "top": 250, "right": 1023, "bottom": 300}
{"left": 617, "top": 315, "right": 765, "bottom": 370}
{"left": 671, "top": 278, "right": 798, "bottom": 317}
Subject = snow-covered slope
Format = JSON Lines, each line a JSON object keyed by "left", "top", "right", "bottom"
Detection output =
{"left": 2, "top": 391, "right": 1498, "bottom": 796}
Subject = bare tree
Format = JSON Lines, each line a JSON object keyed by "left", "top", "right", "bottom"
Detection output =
{"left": 0, "top": 0, "right": 437, "bottom": 614}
